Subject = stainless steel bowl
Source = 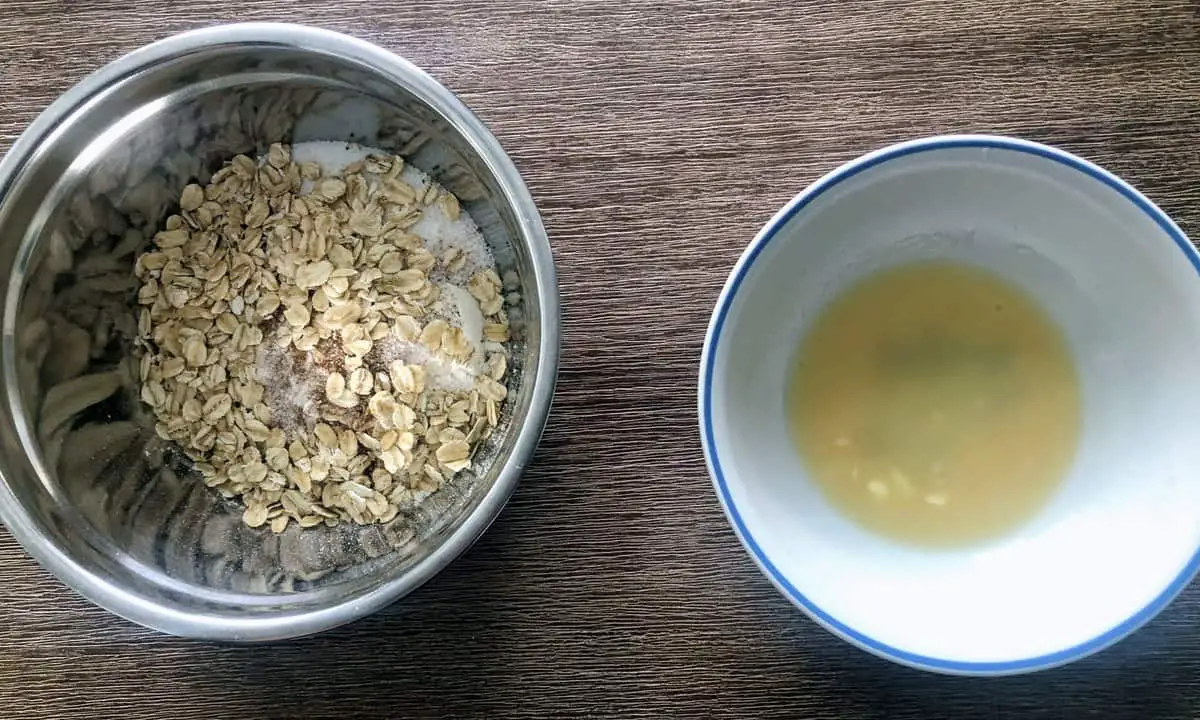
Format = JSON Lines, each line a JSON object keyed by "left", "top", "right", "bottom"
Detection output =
{"left": 0, "top": 24, "right": 559, "bottom": 640}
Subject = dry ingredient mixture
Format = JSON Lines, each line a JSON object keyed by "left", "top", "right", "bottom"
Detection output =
{"left": 133, "top": 142, "right": 513, "bottom": 534}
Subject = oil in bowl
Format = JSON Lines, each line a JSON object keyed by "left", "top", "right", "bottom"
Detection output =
{"left": 787, "top": 262, "right": 1081, "bottom": 547}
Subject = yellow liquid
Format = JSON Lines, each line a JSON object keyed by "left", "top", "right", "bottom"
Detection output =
{"left": 788, "top": 262, "right": 1081, "bottom": 547}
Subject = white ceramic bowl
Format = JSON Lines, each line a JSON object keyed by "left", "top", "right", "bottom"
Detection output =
{"left": 699, "top": 135, "right": 1200, "bottom": 675}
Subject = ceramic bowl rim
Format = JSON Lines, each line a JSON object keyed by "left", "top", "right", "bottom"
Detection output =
{"left": 697, "top": 133, "right": 1200, "bottom": 675}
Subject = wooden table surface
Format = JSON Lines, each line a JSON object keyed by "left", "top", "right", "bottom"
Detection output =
{"left": 2, "top": 1, "right": 1200, "bottom": 718}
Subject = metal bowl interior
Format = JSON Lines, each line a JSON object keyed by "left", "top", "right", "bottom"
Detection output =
{"left": 0, "top": 24, "right": 557, "bottom": 640}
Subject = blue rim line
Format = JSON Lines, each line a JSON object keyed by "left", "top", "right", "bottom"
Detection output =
{"left": 699, "top": 135, "right": 1200, "bottom": 675}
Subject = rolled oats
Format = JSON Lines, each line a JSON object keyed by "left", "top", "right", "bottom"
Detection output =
{"left": 133, "top": 143, "right": 515, "bottom": 533}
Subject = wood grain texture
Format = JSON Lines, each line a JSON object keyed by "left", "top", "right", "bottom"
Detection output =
{"left": 2, "top": 1, "right": 1200, "bottom": 717}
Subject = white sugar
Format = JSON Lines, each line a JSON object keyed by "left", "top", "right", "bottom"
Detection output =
{"left": 377, "top": 336, "right": 478, "bottom": 392}
{"left": 404, "top": 183, "right": 493, "bottom": 286}
{"left": 291, "top": 140, "right": 376, "bottom": 176}
{"left": 376, "top": 282, "right": 486, "bottom": 393}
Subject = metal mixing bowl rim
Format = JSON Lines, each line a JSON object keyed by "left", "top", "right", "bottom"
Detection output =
{"left": 0, "top": 22, "right": 560, "bottom": 641}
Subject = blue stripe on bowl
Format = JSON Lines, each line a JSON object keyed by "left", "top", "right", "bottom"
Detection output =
{"left": 698, "top": 135, "right": 1200, "bottom": 675}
